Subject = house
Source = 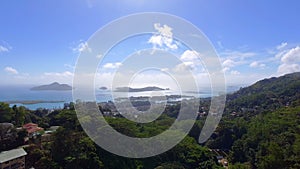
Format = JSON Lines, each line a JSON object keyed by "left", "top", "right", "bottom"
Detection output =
{"left": 41, "top": 133, "right": 53, "bottom": 143}
{"left": 22, "top": 123, "right": 44, "bottom": 138}
{"left": 0, "top": 148, "right": 27, "bottom": 169}
{"left": 41, "top": 126, "right": 60, "bottom": 144}
{"left": 216, "top": 155, "right": 224, "bottom": 163}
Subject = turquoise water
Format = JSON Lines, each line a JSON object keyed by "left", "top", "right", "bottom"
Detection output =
{"left": 0, "top": 86, "right": 111, "bottom": 110}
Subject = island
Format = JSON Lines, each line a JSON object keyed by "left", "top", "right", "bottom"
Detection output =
{"left": 99, "top": 86, "right": 108, "bottom": 90}
{"left": 30, "top": 82, "right": 72, "bottom": 91}
{"left": 114, "top": 86, "right": 169, "bottom": 92}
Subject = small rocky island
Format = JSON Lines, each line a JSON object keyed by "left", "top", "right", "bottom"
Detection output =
{"left": 30, "top": 82, "right": 72, "bottom": 91}
{"left": 99, "top": 86, "right": 108, "bottom": 90}
{"left": 114, "top": 86, "right": 169, "bottom": 92}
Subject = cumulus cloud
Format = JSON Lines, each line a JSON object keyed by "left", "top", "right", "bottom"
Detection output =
{"left": 249, "top": 61, "right": 266, "bottom": 68}
{"left": 277, "top": 46, "right": 300, "bottom": 75}
{"left": 172, "top": 50, "right": 204, "bottom": 73}
{"left": 281, "top": 46, "right": 300, "bottom": 63}
{"left": 148, "top": 23, "right": 178, "bottom": 50}
{"left": 173, "top": 62, "right": 194, "bottom": 73}
{"left": 180, "top": 50, "right": 201, "bottom": 62}
{"left": 221, "top": 59, "right": 240, "bottom": 73}
{"left": 4, "top": 67, "right": 18, "bottom": 74}
{"left": 103, "top": 62, "right": 122, "bottom": 69}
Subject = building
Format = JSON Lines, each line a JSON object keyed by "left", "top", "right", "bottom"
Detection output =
{"left": 0, "top": 148, "right": 27, "bottom": 169}
{"left": 22, "top": 123, "right": 44, "bottom": 138}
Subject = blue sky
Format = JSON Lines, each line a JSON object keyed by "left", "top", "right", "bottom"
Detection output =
{"left": 1, "top": 0, "right": 300, "bottom": 87}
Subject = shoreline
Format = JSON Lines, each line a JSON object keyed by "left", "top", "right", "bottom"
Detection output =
{"left": 4, "top": 100, "right": 65, "bottom": 105}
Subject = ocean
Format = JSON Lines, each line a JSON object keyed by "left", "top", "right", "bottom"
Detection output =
{"left": 0, "top": 85, "right": 239, "bottom": 110}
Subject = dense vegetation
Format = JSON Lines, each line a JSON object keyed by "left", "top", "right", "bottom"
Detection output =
{"left": 1, "top": 72, "right": 300, "bottom": 169}
{"left": 0, "top": 102, "right": 221, "bottom": 169}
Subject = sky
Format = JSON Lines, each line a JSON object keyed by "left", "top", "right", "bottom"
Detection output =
{"left": 1, "top": 0, "right": 300, "bottom": 89}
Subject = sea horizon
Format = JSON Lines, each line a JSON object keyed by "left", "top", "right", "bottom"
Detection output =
{"left": 0, "top": 85, "right": 241, "bottom": 110}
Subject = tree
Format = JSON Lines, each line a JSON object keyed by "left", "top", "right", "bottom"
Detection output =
{"left": 13, "top": 105, "right": 26, "bottom": 126}
{"left": 0, "top": 102, "right": 13, "bottom": 123}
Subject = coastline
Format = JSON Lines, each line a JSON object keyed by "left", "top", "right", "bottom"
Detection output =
{"left": 5, "top": 100, "right": 65, "bottom": 105}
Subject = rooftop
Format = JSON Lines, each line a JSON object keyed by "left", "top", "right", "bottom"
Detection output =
{"left": 0, "top": 148, "right": 27, "bottom": 163}
{"left": 23, "top": 123, "right": 38, "bottom": 128}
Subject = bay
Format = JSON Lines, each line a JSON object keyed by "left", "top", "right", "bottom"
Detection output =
{"left": 0, "top": 85, "right": 239, "bottom": 110}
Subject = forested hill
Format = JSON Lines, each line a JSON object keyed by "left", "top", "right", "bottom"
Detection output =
{"left": 206, "top": 73, "right": 300, "bottom": 168}
{"left": 225, "top": 72, "right": 300, "bottom": 114}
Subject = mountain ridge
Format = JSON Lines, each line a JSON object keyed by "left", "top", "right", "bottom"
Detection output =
{"left": 225, "top": 72, "right": 300, "bottom": 115}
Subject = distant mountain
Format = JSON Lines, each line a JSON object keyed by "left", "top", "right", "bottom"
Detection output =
{"left": 30, "top": 82, "right": 72, "bottom": 91}
{"left": 114, "top": 86, "right": 169, "bottom": 92}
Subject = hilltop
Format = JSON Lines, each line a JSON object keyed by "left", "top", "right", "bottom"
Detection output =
{"left": 206, "top": 72, "right": 300, "bottom": 168}
{"left": 225, "top": 72, "right": 300, "bottom": 114}
{"left": 30, "top": 82, "right": 72, "bottom": 91}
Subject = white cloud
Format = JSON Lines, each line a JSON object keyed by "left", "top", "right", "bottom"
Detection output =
{"left": 217, "top": 41, "right": 224, "bottom": 49}
{"left": 277, "top": 46, "right": 300, "bottom": 75}
{"left": 219, "top": 49, "right": 257, "bottom": 74}
{"left": 103, "top": 62, "right": 122, "bottom": 69}
{"left": 222, "top": 59, "right": 236, "bottom": 68}
{"left": 0, "top": 45, "right": 9, "bottom": 53}
{"left": 281, "top": 46, "right": 300, "bottom": 63}
{"left": 222, "top": 67, "right": 230, "bottom": 73}
{"left": 148, "top": 23, "right": 178, "bottom": 50}
{"left": 96, "top": 54, "right": 102, "bottom": 59}
{"left": 230, "top": 70, "right": 240, "bottom": 75}
{"left": 276, "top": 42, "right": 288, "bottom": 50}
{"left": 148, "top": 35, "right": 163, "bottom": 47}
{"left": 173, "top": 62, "right": 194, "bottom": 73}
{"left": 249, "top": 61, "right": 266, "bottom": 68}
{"left": 172, "top": 50, "right": 205, "bottom": 73}
{"left": 64, "top": 64, "right": 75, "bottom": 70}
{"left": 180, "top": 50, "right": 200, "bottom": 62}
{"left": 4, "top": 66, "right": 18, "bottom": 74}
{"left": 278, "top": 63, "right": 300, "bottom": 74}
{"left": 220, "top": 50, "right": 256, "bottom": 60}
{"left": 275, "top": 50, "right": 287, "bottom": 59}
{"left": 44, "top": 71, "right": 73, "bottom": 77}
{"left": 160, "top": 68, "right": 169, "bottom": 72}
{"left": 73, "top": 41, "right": 91, "bottom": 53}
{"left": 0, "top": 41, "right": 12, "bottom": 53}
{"left": 221, "top": 59, "right": 239, "bottom": 73}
